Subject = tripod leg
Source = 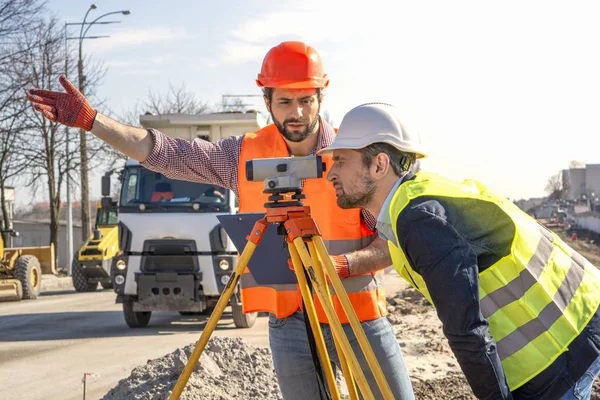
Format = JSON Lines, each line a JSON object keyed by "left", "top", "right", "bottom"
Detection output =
{"left": 292, "top": 237, "right": 376, "bottom": 400}
{"left": 169, "top": 239, "right": 261, "bottom": 400}
{"left": 307, "top": 242, "right": 360, "bottom": 400}
{"left": 289, "top": 245, "right": 341, "bottom": 400}
{"left": 313, "top": 236, "right": 394, "bottom": 400}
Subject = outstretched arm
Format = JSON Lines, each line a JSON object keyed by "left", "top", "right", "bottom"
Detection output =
{"left": 28, "top": 75, "right": 242, "bottom": 193}
{"left": 28, "top": 75, "right": 153, "bottom": 162}
{"left": 90, "top": 113, "right": 153, "bottom": 162}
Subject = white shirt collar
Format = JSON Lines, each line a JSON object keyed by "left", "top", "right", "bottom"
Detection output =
{"left": 375, "top": 176, "right": 407, "bottom": 246}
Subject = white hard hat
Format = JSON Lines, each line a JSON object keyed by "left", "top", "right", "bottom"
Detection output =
{"left": 319, "top": 103, "right": 426, "bottom": 159}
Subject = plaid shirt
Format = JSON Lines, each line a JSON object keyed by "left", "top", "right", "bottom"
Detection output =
{"left": 141, "top": 119, "right": 377, "bottom": 230}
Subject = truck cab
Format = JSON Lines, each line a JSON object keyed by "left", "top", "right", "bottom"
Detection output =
{"left": 111, "top": 159, "right": 254, "bottom": 328}
{"left": 110, "top": 110, "right": 267, "bottom": 328}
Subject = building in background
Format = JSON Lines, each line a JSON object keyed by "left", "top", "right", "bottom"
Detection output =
{"left": 514, "top": 197, "right": 546, "bottom": 215}
{"left": 562, "top": 164, "right": 600, "bottom": 201}
{"left": 139, "top": 110, "right": 267, "bottom": 142}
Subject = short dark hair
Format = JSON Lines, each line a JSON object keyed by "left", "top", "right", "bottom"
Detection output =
{"left": 360, "top": 143, "right": 416, "bottom": 176}
{"left": 262, "top": 87, "right": 324, "bottom": 103}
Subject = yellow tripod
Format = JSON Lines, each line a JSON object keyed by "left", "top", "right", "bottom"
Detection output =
{"left": 169, "top": 203, "right": 393, "bottom": 400}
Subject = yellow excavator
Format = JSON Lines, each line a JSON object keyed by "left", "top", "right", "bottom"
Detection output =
{"left": 72, "top": 201, "right": 120, "bottom": 292}
{"left": 0, "top": 232, "right": 55, "bottom": 301}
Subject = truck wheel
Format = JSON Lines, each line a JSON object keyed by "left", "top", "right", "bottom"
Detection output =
{"left": 199, "top": 305, "right": 215, "bottom": 316}
{"left": 14, "top": 255, "right": 42, "bottom": 300}
{"left": 123, "top": 298, "right": 151, "bottom": 328}
{"left": 100, "top": 281, "right": 113, "bottom": 290}
{"left": 232, "top": 301, "right": 256, "bottom": 328}
{"left": 72, "top": 260, "right": 97, "bottom": 292}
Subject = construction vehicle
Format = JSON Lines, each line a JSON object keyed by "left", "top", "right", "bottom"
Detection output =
{"left": 0, "top": 231, "right": 55, "bottom": 301}
{"left": 108, "top": 159, "right": 250, "bottom": 328}
{"left": 71, "top": 201, "right": 120, "bottom": 292}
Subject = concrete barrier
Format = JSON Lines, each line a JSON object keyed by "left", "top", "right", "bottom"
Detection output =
{"left": 41, "top": 275, "right": 73, "bottom": 292}
{"left": 575, "top": 212, "right": 600, "bottom": 234}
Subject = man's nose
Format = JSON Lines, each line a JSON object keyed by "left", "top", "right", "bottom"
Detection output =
{"left": 290, "top": 104, "right": 302, "bottom": 118}
{"left": 326, "top": 169, "right": 336, "bottom": 182}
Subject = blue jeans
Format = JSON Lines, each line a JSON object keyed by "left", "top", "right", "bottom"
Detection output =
{"left": 269, "top": 311, "right": 415, "bottom": 400}
{"left": 559, "top": 355, "right": 600, "bottom": 400}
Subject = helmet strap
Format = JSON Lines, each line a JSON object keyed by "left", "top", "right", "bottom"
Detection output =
{"left": 399, "top": 153, "right": 416, "bottom": 172}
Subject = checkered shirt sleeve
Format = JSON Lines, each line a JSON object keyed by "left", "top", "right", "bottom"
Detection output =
{"left": 140, "top": 128, "right": 243, "bottom": 198}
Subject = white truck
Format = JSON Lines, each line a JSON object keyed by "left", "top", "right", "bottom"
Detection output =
{"left": 107, "top": 159, "right": 257, "bottom": 328}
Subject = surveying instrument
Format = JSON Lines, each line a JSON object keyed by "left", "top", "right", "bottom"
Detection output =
{"left": 169, "top": 156, "right": 393, "bottom": 400}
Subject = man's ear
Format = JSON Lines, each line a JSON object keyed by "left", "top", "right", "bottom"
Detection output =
{"left": 373, "top": 153, "right": 390, "bottom": 179}
{"left": 263, "top": 96, "right": 271, "bottom": 113}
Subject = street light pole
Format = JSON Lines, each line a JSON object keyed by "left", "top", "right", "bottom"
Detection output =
{"left": 76, "top": 4, "right": 130, "bottom": 244}
{"left": 76, "top": 4, "right": 96, "bottom": 246}
{"left": 64, "top": 23, "right": 74, "bottom": 274}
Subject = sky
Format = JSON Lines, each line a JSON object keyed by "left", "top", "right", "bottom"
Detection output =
{"left": 17, "top": 0, "right": 600, "bottom": 206}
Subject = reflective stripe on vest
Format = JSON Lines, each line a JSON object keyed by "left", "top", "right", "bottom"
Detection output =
{"left": 388, "top": 171, "right": 600, "bottom": 390}
{"left": 237, "top": 123, "right": 386, "bottom": 323}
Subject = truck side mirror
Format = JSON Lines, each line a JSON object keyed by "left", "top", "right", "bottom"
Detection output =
{"left": 102, "top": 174, "right": 111, "bottom": 197}
{"left": 101, "top": 197, "right": 113, "bottom": 209}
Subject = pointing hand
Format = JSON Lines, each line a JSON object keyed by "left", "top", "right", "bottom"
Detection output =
{"left": 28, "top": 75, "right": 97, "bottom": 131}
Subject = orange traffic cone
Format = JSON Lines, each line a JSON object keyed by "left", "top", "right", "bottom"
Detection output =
{"left": 571, "top": 232, "right": 578, "bottom": 241}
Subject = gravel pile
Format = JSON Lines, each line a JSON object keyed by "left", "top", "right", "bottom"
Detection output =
{"left": 101, "top": 336, "right": 282, "bottom": 400}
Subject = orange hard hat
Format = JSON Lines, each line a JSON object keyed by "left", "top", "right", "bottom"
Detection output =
{"left": 256, "top": 41, "right": 330, "bottom": 89}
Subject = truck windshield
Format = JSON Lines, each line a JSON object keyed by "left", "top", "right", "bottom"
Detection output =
{"left": 120, "top": 166, "right": 230, "bottom": 212}
{"left": 96, "top": 207, "right": 118, "bottom": 226}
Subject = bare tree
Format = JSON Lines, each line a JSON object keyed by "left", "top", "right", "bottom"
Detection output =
{"left": 218, "top": 96, "right": 246, "bottom": 113}
{"left": 0, "top": 0, "right": 45, "bottom": 63}
{"left": 569, "top": 160, "right": 586, "bottom": 169}
{"left": 0, "top": 0, "right": 46, "bottom": 243}
{"left": 545, "top": 172, "right": 565, "bottom": 201}
{"left": 16, "top": 16, "right": 76, "bottom": 262}
{"left": 0, "top": 79, "right": 30, "bottom": 243}
{"left": 146, "top": 82, "right": 211, "bottom": 115}
{"left": 118, "top": 100, "right": 145, "bottom": 127}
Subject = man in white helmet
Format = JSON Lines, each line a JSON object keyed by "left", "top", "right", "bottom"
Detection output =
{"left": 319, "top": 102, "right": 600, "bottom": 400}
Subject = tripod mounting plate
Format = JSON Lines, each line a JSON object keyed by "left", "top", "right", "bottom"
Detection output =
{"left": 218, "top": 213, "right": 298, "bottom": 285}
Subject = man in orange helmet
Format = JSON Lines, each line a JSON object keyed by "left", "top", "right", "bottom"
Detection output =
{"left": 27, "top": 41, "right": 414, "bottom": 399}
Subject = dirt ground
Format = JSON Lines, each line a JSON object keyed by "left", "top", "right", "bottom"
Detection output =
{"left": 387, "top": 287, "right": 476, "bottom": 399}
{"left": 397, "top": 225, "right": 600, "bottom": 399}
{"left": 103, "top": 224, "right": 600, "bottom": 399}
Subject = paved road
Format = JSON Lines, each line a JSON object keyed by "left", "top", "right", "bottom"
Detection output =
{"left": 0, "top": 270, "right": 407, "bottom": 400}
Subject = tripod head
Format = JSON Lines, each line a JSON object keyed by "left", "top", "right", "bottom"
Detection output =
{"left": 246, "top": 156, "right": 326, "bottom": 208}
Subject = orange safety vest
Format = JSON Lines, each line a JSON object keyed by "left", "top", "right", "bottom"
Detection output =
{"left": 237, "top": 124, "right": 387, "bottom": 323}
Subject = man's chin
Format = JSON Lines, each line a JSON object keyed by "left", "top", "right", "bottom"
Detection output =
{"left": 283, "top": 131, "right": 309, "bottom": 143}
{"left": 336, "top": 198, "right": 351, "bottom": 209}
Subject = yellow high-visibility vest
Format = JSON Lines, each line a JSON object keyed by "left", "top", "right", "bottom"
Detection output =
{"left": 388, "top": 171, "right": 600, "bottom": 390}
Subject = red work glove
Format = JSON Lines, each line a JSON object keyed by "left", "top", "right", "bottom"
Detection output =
{"left": 28, "top": 75, "right": 97, "bottom": 131}
{"left": 331, "top": 255, "right": 350, "bottom": 279}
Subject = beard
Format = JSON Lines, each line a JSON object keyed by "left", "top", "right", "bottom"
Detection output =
{"left": 272, "top": 105, "right": 320, "bottom": 143}
{"left": 336, "top": 175, "right": 377, "bottom": 209}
